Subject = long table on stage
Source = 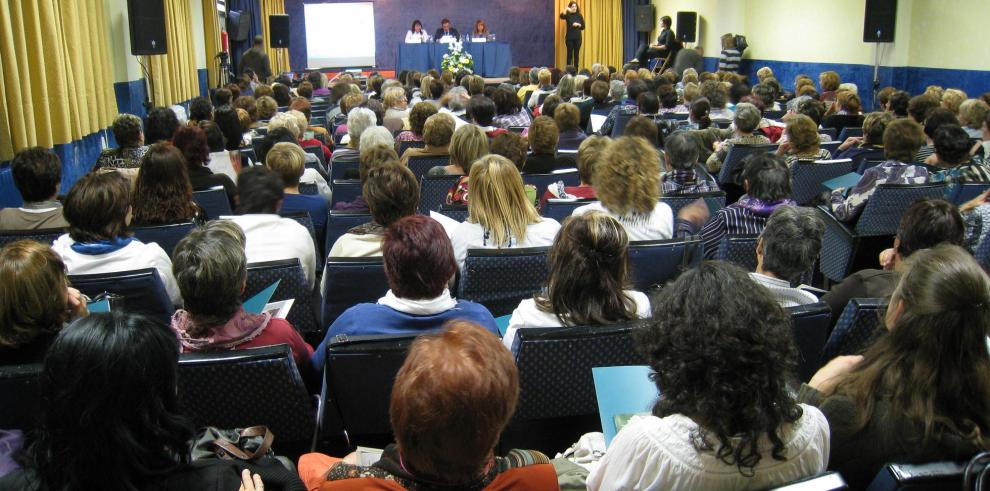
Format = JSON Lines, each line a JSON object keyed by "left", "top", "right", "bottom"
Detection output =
{"left": 395, "top": 42, "right": 513, "bottom": 77}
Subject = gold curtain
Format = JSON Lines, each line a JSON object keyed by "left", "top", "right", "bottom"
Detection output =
{"left": 554, "top": 0, "right": 624, "bottom": 69}
{"left": 147, "top": 0, "right": 199, "bottom": 107}
{"left": 260, "top": 0, "right": 291, "bottom": 76}
{"left": 0, "top": 0, "right": 117, "bottom": 161}
{"left": 202, "top": 0, "right": 222, "bottom": 90}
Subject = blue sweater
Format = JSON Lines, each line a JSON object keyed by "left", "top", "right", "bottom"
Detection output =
{"left": 311, "top": 300, "right": 497, "bottom": 370}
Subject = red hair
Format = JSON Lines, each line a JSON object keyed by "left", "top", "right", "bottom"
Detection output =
{"left": 171, "top": 125, "right": 211, "bottom": 167}
{"left": 383, "top": 215, "right": 456, "bottom": 299}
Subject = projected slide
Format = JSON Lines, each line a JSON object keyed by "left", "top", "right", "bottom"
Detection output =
{"left": 304, "top": 2, "right": 376, "bottom": 68}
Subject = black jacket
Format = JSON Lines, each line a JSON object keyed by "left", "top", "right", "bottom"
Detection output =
{"left": 434, "top": 27, "right": 460, "bottom": 40}
{"left": 560, "top": 12, "right": 585, "bottom": 41}
{"left": 237, "top": 46, "right": 271, "bottom": 81}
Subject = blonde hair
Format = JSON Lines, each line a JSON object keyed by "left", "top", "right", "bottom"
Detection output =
{"left": 256, "top": 95, "right": 278, "bottom": 120}
{"left": 267, "top": 112, "right": 302, "bottom": 139}
{"left": 286, "top": 110, "right": 309, "bottom": 135}
{"left": 720, "top": 33, "right": 736, "bottom": 49}
{"left": 942, "top": 89, "right": 968, "bottom": 114}
{"left": 819, "top": 71, "right": 840, "bottom": 92}
{"left": 596, "top": 136, "right": 660, "bottom": 215}
{"left": 449, "top": 124, "right": 489, "bottom": 173}
{"left": 383, "top": 86, "right": 407, "bottom": 110}
{"left": 538, "top": 69, "right": 552, "bottom": 86}
{"left": 925, "top": 85, "right": 945, "bottom": 100}
{"left": 265, "top": 142, "right": 306, "bottom": 187}
{"left": 467, "top": 155, "right": 541, "bottom": 247}
{"left": 681, "top": 68, "right": 698, "bottom": 85}
{"left": 682, "top": 82, "right": 700, "bottom": 104}
{"left": 959, "top": 99, "right": 990, "bottom": 129}
{"left": 756, "top": 66, "right": 774, "bottom": 82}
{"left": 637, "top": 68, "right": 653, "bottom": 81}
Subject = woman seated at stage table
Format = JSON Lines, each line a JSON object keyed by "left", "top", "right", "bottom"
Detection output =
{"left": 472, "top": 19, "right": 490, "bottom": 38}
{"left": 405, "top": 19, "right": 429, "bottom": 43}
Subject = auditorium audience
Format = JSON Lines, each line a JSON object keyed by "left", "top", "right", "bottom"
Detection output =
{"left": 432, "top": 125, "right": 489, "bottom": 202}
{"left": 213, "top": 104, "right": 246, "bottom": 152}
{"left": 383, "top": 86, "right": 411, "bottom": 126}
{"left": 327, "top": 163, "right": 419, "bottom": 258}
{"left": 940, "top": 88, "right": 967, "bottom": 115}
{"left": 0, "top": 241, "right": 87, "bottom": 364}
{"left": 400, "top": 112, "right": 455, "bottom": 164}
{"left": 503, "top": 211, "right": 651, "bottom": 348}
{"left": 623, "top": 115, "right": 660, "bottom": 147}
{"left": 588, "top": 261, "right": 829, "bottom": 489}
{"left": 819, "top": 71, "right": 841, "bottom": 103}
{"left": 466, "top": 95, "right": 507, "bottom": 137}
{"left": 662, "top": 132, "right": 719, "bottom": 195}
{"left": 172, "top": 124, "right": 238, "bottom": 207}
{"left": 226, "top": 166, "right": 317, "bottom": 287}
{"left": 301, "top": 322, "right": 556, "bottom": 490}
{"left": 50, "top": 171, "right": 181, "bottom": 305}
{"left": 493, "top": 86, "right": 533, "bottom": 128}
{"left": 314, "top": 215, "right": 497, "bottom": 368}
{"left": 395, "top": 101, "right": 436, "bottom": 144}
{"left": 700, "top": 80, "right": 733, "bottom": 120}
{"left": 527, "top": 68, "right": 555, "bottom": 110}
{"left": 449, "top": 155, "right": 560, "bottom": 270}
{"left": 917, "top": 107, "right": 960, "bottom": 164}
{"left": 823, "top": 91, "right": 865, "bottom": 135}
{"left": 929, "top": 124, "right": 990, "bottom": 192}
{"left": 553, "top": 103, "right": 587, "bottom": 150}
{"left": 0, "top": 147, "right": 69, "bottom": 230}
{"left": 599, "top": 79, "right": 647, "bottom": 136}
{"left": 524, "top": 116, "right": 575, "bottom": 173}
{"left": 94, "top": 114, "right": 148, "bottom": 170}
{"left": 265, "top": 142, "right": 328, "bottom": 243}
{"left": 144, "top": 107, "right": 180, "bottom": 144}
{"left": 907, "top": 94, "right": 939, "bottom": 124}
{"left": 517, "top": 68, "right": 540, "bottom": 102}
{"left": 834, "top": 111, "right": 893, "bottom": 163}
{"left": 289, "top": 97, "right": 332, "bottom": 142}
{"left": 259, "top": 127, "right": 331, "bottom": 201}
{"left": 255, "top": 95, "right": 278, "bottom": 122}
{"left": 750, "top": 206, "right": 823, "bottom": 307}
{"left": 779, "top": 114, "right": 832, "bottom": 166}
{"left": 130, "top": 143, "right": 204, "bottom": 227}
{"left": 543, "top": 135, "right": 608, "bottom": 202}
{"left": 490, "top": 131, "right": 529, "bottom": 171}
{"left": 830, "top": 118, "right": 929, "bottom": 222}
{"left": 958, "top": 98, "right": 989, "bottom": 139}
{"left": 801, "top": 244, "right": 990, "bottom": 489}
{"left": 270, "top": 110, "right": 332, "bottom": 163}
{"left": 705, "top": 102, "right": 771, "bottom": 173}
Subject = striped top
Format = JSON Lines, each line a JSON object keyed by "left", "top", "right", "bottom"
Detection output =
{"left": 695, "top": 196, "right": 797, "bottom": 259}
{"left": 829, "top": 160, "right": 929, "bottom": 222}
{"left": 718, "top": 48, "right": 741, "bottom": 73}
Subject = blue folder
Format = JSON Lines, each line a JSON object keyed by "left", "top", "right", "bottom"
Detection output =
{"left": 242, "top": 280, "right": 280, "bottom": 314}
{"left": 822, "top": 172, "right": 863, "bottom": 191}
{"left": 592, "top": 365, "right": 658, "bottom": 446}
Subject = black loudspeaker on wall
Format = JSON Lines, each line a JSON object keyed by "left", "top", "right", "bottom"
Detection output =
{"left": 127, "top": 0, "right": 166, "bottom": 55}
{"left": 269, "top": 15, "right": 290, "bottom": 48}
{"left": 863, "top": 0, "right": 897, "bottom": 42}
{"left": 227, "top": 10, "right": 252, "bottom": 42}
{"left": 634, "top": 5, "right": 655, "bottom": 33}
{"left": 676, "top": 11, "right": 697, "bottom": 43}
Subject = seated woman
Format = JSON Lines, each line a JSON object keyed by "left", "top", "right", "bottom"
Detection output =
{"left": 706, "top": 103, "right": 771, "bottom": 173}
{"left": 929, "top": 124, "right": 990, "bottom": 190}
{"left": 260, "top": 127, "right": 332, "bottom": 201}
{"left": 131, "top": 143, "right": 205, "bottom": 226}
{"left": 449, "top": 155, "right": 561, "bottom": 270}
{"left": 779, "top": 114, "right": 832, "bottom": 166}
{"left": 0, "top": 312, "right": 274, "bottom": 490}
{"left": 472, "top": 19, "right": 490, "bottom": 37}
{"left": 332, "top": 107, "right": 377, "bottom": 162}
{"left": 312, "top": 216, "right": 497, "bottom": 370}
{"left": 336, "top": 144, "right": 401, "bottom": 212}
{"left": 701, "top": 80, "right": 734, "bottom": 120}
{"left": 286, "top": 108, "right": 334, "bottom": 162}
{"left": 328, "top": 163, "right": 419, "bottom": 257}
{"left": 819, "top": 70, "right": 841, "bottom": 103}
{"left": 800, "top": 244, "right": 990, "bottom": 489}
{"left": 527, "top": 69, "right": 555, "bottom": 110}
{"left": 492, "top": 86, "right": 532, "bottom": 129}
{"left": 503, "top": 212, "right": 650, "bottom": 348}
{"left": 958, "top": 98, "right": 989, "bottom": 139}
{"left": 835, "top": 111, "right": 893, "bottom": 162}
{"left": 300, "top": 322, "right": 557, "bottom": 490}
{"left": 170, "top": 220, "right": 313, "bottom": 372}
{"left": 750, "top": 206, "right": 824, "bottom": 307}
{"left": 51, "top": 171, "right": 181, "bottom": 305}
{"left": 823, "top": 90, "right": 865, "bottom": 135}
{"left": 661, "top": 132, "right": 719, "bottom": 196}
{"left": 0, "top": 147, "right": 69, "bottom": 231}
{"left": 543, "top": 135, "right": 609, "bottom": 203}
{"left": 400, "top": 113, "right": 455, "bottom": 164}
{"left": 405, "top": 19, "right": 429, "bottom": 43}
{"left": 554, "top": 103, "right": 587, "bottom": 150}
{"left": 524, "top": 116, "right": 575, "bottom": 174}
{"left": 383, "top": 86, "right": 410, "bottom": 123}
{"left": 172, "top": 124, "right": 237, "bottom": 206}
{"left": 93, "top": 113, "right": 148, "bottom": 170}
{"left": 0, "top": 241, "right": 87, "bottom": 364}
{"left": 588, "top": 261, "right": 829, "bottom": 490}
{"left": 428, "top": 123, "right": 488, "bottom": 177}
{"left": 830, "top": 118, "right": 929, "bottom": 222}
{"left": 265, "top": 142, "right": 328, "bottom": 243}
{"left": 686, "top": 96, "right": 713, "bottom": 131}
{"left": 395, "top": 101, "right": 436, "bottom": 145}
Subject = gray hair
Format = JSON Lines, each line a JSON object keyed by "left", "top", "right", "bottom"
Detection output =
{"left": 664, "top": 132, "right": 700, "bottom": 170}
{"left": 838, "top": 82, "right": 858, "bottom": 95}
{"left": 734, "top": 103, "right": 762, "bottom": 134}
{"left": 760, "top": 206, "right": 824, "bottom": 284}
{"left": 557, "top": 75, "right": 576, "bottom": 100}
{"left": 347, "top": 107, "right": 377, "bottom": 145}
{"left": 529, "top": 68, "right": 541, "bottom": 85}
{"left": 609, "top": 80, "right": 625, "bottom": 102}
{"left": 268, "top": 112, "right": 303, "bottom": 139}
{"left": 446, "top": 87, "right": 470, "bottom": 112}
{"left": 574, "top": 75, "right": 589, "bottom": 95}
{"left": 360, "top": 126, "right": 395, "bottom": 150}
{"left": 173, "top": 220, "right": 247, "bottom": 323}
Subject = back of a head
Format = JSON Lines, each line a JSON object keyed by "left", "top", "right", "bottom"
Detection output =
{"left": 145, "top": 107, "right": 180, "bottom": 143}
{"left": 664, "top": 132, "right": 699, "bottom": 171}
{"left": 423, "top": 113, "right": 456, "bottom": 148}
{"left": 734, "top": 102, "right": 762, "bottom": 134}
{"left": 64, "top": 171, "right": 131, "bottom": 243}
{"left": 172, "top": 124, "right": 211, "bottom": 167}
{"left": 111, "top": 114, "right": 144, "bottom": 148}
{"left": 624, "top": 116, "right": 659, "bottom": 146}
{"left": 528, "top": 116, "right": 559, "bottom": 155}
{"left": 133, "top": 143, "right": 195, "bottom": 224}
{"left": 626, "top": 79, "right": 649, "bottom": 102}
{"left": 838, "top": 91, "right": 862, "bottom": 114}
{"left": 265, "top": 141, "right": 306, "bottom": 187}
{"left": 391, "top": 321, "right": 518, "bottom": 484}
{"left": 0, "top": 241, "right": 68, "bottom": 350}
{"left": 236, "top": 166, "right": 284, "bottom": 214}
{"left": 637, "top": 92, "right": 660, "bottom": 114}
{"left": 923, "top": 107, "right": 960, "bottom": 140}
{"left": 895, "top": 198, "right": 964, "bottom": 258}
{"left": 173, "top": 220, "right": 246, "bottom": 326}
{"left": 358, "top": 144, "right": 399, "bottom": 182}
{"left": 557, "top": 75, "right": 576, "bottom": 100}
{"left": 189, "top": 97, "right": 213, "bottom": 121}
{"left": 408, "top": 101, "right": 438, "bottom": 135}
{"left": 490, "top": 132, "right": 528, "bottom": 171}
{"left": 576, "top": 135, "right": 610, "bottom": 184}
{"left": 382, "top": 215, "right": 456, "bottom": 299}
{"left": 743, "top": 152, "right": 791, "bottom": 202}
{"left": 884, "top": 118, "right": 925, "bottom": 163}
{"left": 364, "top": 163, "right": 419, "bottom": 228}
{"left": 11, "top": 147, "right": 61, "bottom": 203}
{"left": 700, "top": 80, "right": 727, "bottom": 109}
{"left": 690, "top": 97, "right": 711, "bottom": 126}
{"left": 347, "top": 107, "right": 378, "bottom": 144}
{"left": 760, "top": 206, "right": 824, "bottom": 283}
{"left": 360, "top": 126, "right": 396, "bottom": 152}
{"left": 33, "top": 312, "right": 192, "bottom": 490}
{"left": 862, "top": 112, "right": 894, "bottom": 146}
{"left": 590, "top": 80, "right": 610, "bottom": 103}
{"left": 268, "top": 111, "right": 303, "bottom": 140}
{"left": 796, "top": 98, "right": 826, "bottom": 126}
{"left": 554, "top": 103, "right": 581, "bottom": 132}
{"left": 213, "top": 105, "right": 243, "bottom": 151}
{"left": 908, "top": 94, "right": 940, "bottom": 123}
{"left": 468, "top": 155, "right": 538, "bottom": 247}
{"left": 467, "top": 95, "right": 496, "bottom": 126}
{"left": 889, "top": 90, "right": 910, "bottom": 117}
{"left": 199, "top": 120, "right": 227, "bottom": 153}
{"left": 786, "top": 114, "right": 820, "bottom": 153}
{"left": 449, "top": 124, "right": 490, "bottom": 172}
{"left": 933, "top": 124, "right": 972, "bottom": 165}
{"left": 596, "top": 136, "right": 659, "bottom": 215}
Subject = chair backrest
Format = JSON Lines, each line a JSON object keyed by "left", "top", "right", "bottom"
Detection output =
{"left": 854, "top": 183, "right": 947, "bottom": 236}
{"left": 790, "top": 159, "right": 857, "bottom": 205}
{"left": 508, "top": 126, "right": 527, "bottom": 133}
{"left": 819, "top": 128, "right": 838, "bottom": 140}
{"left": 858, "top": 158, "right": 886, "bottom": 174}
{"left": 660, "top": 191, "right": 727, "bottom": 217}
{"left": 865, "top": 461, "right": 966, "bottom": 491}
{"left": 542, "top": 199, "right": 595, "bottom": 222}
{"left": 330, "top": 159, "right": 360, "bottom": 182}
{"left": 69, "top": 268, "right": 174, "bottom": 324}
{"left": 771, "top": 471, "right": 847, "bottom": 490}
{"left": 820, "top": 141, "right": 841, "bottom": 155}
{"left": 436, "top": 203, "right": 469, "bottom": 222}
{"left": 319, "top": 333, "right": 417, "bottom": 442}
{"left": 324, "top": 210, "right": 373, "bottom": 258}
{"left": 298, "top": 183, "right": 319, "bottom": 195}
{"left": 330, "top": 179, "right": 363, "bottom": 208}
{"left": 244, "top": 258, "right": 319, "bottom": 336}
{"left": 763, "top": 110, "right": 786, "bottom": 120}
{"left": 397, "top": 140, "right": 425, "bottom": 156}
{"left": 177, "top": 344, "right": 315, "bottom": 444}
{"left": 407, "top": 155, "right": 451, "bottom": 181}
{"left": 418, "top": 175, "right": 461, "bottom": 214}
{"left": 303, "top": 145, "right": 325, "bottom": 167}
{"left": 458, "top": 247, "right": 550, "bottom": 317}
{"left": 321, "top": 257, "right": 389, "bottom": 326}
{"left": 132, "top": 222, "right": 197, "bottom": 259}
{"left": 662, "top": 112, "right": 690, "bottom": 121}
{"left": 717, "top": 144, "right": 779, "bottom": 186}
{"left": 0, "top": 363, "right": 42, "bottom": 431}
{"left": 822, "top": 298, "right": 887, "bottom": 360}
{"left": 192, "top": 188, "right": 233, "bottom": 218}
{"left": 628, "top": 237, "right": 702, "bottom": 290}
{"left": 949, "top": 182, "right": 990, "bottom": 205}
{"left": 837, "top": 126, "right": 864, "bottom": 142}
{"left": 610, "top": 113, "right": 635, "bottom": 137}
{"left": 716, "top": 234, "right": 759, "bottom": 271}
{"left": 787, "top": 302, "right": 831, "bottom": 382}
{"left": 512, "top": 322, "right": 648, "bottom": 421}
{"left": 0, "top": 227, "right": 64, "bottom": 249}
{"left": 522, "top": 168, "right": 580, "bottom": 199}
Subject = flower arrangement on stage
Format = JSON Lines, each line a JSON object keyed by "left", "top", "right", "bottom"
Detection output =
{"left": 441, "top": 41, "right": 474, "bottom": 75}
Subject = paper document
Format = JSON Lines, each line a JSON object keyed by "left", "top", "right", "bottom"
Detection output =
{"left": 592, "top": 365, "right": 658, "bottom": 446}
{"left": 590, "top": 114, "right": 607, "bottom": 133}
{"left": 822, "top": 172, "right": 863, "bottom": 191}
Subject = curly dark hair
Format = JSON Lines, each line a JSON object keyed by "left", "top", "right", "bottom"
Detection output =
{"left": 144, "top": 107, "right": 179, "bottom": 143}
{"left": 636, "top": 261, "right": 803, "bottom": 475}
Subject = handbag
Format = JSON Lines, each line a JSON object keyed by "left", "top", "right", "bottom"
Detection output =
{"left": 190, "top": 426, "right": 295, "bottom": 473}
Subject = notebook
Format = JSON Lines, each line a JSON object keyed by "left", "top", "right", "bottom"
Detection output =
{"left": 822, "top": 172, "right": 863, "bottom": 191}
{"left": 242, "top": 280, "right": 293, "bottom": 319}
{"left": 592, "top": 365, "right": 658, "bottom": 446}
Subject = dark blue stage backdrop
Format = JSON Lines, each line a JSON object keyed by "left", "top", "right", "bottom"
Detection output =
{"left": 284, "top": 0, "right": 554, "bottom": 72}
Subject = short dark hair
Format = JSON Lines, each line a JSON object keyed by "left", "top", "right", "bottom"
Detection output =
{"left": 637, "top": 92, "right": 660, "bottom": 114}
{"left": 760, "top": 206, "right": 824, "bottom": 283}
{"left": 64, "top": 170, "right": 131, "bottom": 242}
{"left": 173, "top": 221, "right": 246, "bottom": 326}
{"left": 189, "top": 97, "right": 213, "bottom": 121}
{"left": 171, "top": 125, "right": 210, "bottom": 167}
{"left": 934, "top": 124, "right": 972, "bottom": 165}
{"left": 144, "top": 107, "right": 180, "bottom": 143}
{"left": 236, "top": 166, "right": 284, "bottom": 214}
{"left": 492, "top": 87, "right": 522, "bottom": 116}
{"left": 660, "top": 15, "right": 672, "bottom": 26}
{"left": 11, "top": 147, "right": 61, "bottom": 202}
{"left": 884, "top": 118, "right": 925, "bottom": 163}
{"left": 590, "top": 80, "right": 610, "bottom": 103}
{"left": 626, "top": 79, "right": 649, "bottom": 102}
{"left": 466, "top": 95, "right": 496, "bottom": 126}
{"left": 383, "top": 215, "right": 456, "bottom": 299}
{"left": 743, "top": 152, "right": 791, "bottom": 202}
{"left": 214, "top": 88, "right": 233, "bottom": 106}
{"left": 908, "top": 95, "right": 939, "bottom": 123}
{"left": 624, "top": 116, "right": 659, "bottom": 146}
{"left": 198, "top": 120, "right": 227, "bottom": 152}
{"left": 663, "top": 132, "right": 699, "bottom": 170}
{"left": 490, "top": 132, "right": 528, "bottom": 170}
{"left": 888, "top": 90, "right": 910, "bottom": 117}
{"left": 364, "top": 163, "right": 419, "bottom": 227}
{"left": 895, "top": 198, "right": 964, "bottom": 257}
{"left": 796, "top": 98, "right": 826, "bottom": 126}
{"left": 923, "top": 107, "right": 960, "bottom": 139}
{"left": 657, "top": 84, "right": 678, "bottom": 109}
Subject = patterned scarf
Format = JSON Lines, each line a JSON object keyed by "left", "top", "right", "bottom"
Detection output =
{"left": 170, "top": 307, "right": 271, "bottom": 351}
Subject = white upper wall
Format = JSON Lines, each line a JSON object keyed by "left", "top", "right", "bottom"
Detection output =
{"left": 105, "top": 0, "right": 208, "bottom": 84}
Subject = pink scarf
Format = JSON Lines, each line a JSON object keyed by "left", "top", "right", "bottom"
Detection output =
{"left": 170, "top": 307, "right": 271, "bottom": 351}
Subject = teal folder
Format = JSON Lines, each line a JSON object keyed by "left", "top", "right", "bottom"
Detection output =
{"left": 242, "top": 280, "right": 280, "bottom": 314}
{"left": 822, "top": 172, "right": 863, "bottom": 191}
{"left": 592, "top": 365, "right": 658, "bottom": 446}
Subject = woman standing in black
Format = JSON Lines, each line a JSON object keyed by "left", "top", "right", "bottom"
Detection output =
{"left": 560, "top": 2, "right": 585, "bottom": 67}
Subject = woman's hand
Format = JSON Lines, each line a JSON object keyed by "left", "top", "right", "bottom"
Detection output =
{"left": 878, "top": 248, "right": 895, "bottom": 270}
{"left": 808, "top": 355, "right": 863, "bottom": 396}
{"left": 838, "top": 136, "right": 862, "bottom": 151}
{"left": 239, "top": 469, "right": 264, "bottom": 491}
{"left": 572, "top": 22, "right": 582, "bottom": 28}
{"left": 776, "top": 141, "right": 792, "bottom": 155}
{"left": 960, "top": 189, "right": 990, "bottom": 213}
{"left": 66, "top": 287, "right": 88, "bottom": 319}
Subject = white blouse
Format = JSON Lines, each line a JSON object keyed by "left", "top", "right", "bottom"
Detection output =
{"left": 448, "top": 217, "right": 561, "bottom": 272}
{"left": 587, "top": 406, "right": 830, "bottom": 491}
{"left": 502, "top": 290, "right": 651, "bottom": 349}
{"left": 405, "top": 30, "right": 429, "bottom": 43}
{"left": 573, "top": 201, "right": 674, "bottom": 242}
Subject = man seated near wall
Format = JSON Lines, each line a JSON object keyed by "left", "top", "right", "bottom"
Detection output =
{"left": 0, "top": 147, "right": 69, "bottom": 231}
